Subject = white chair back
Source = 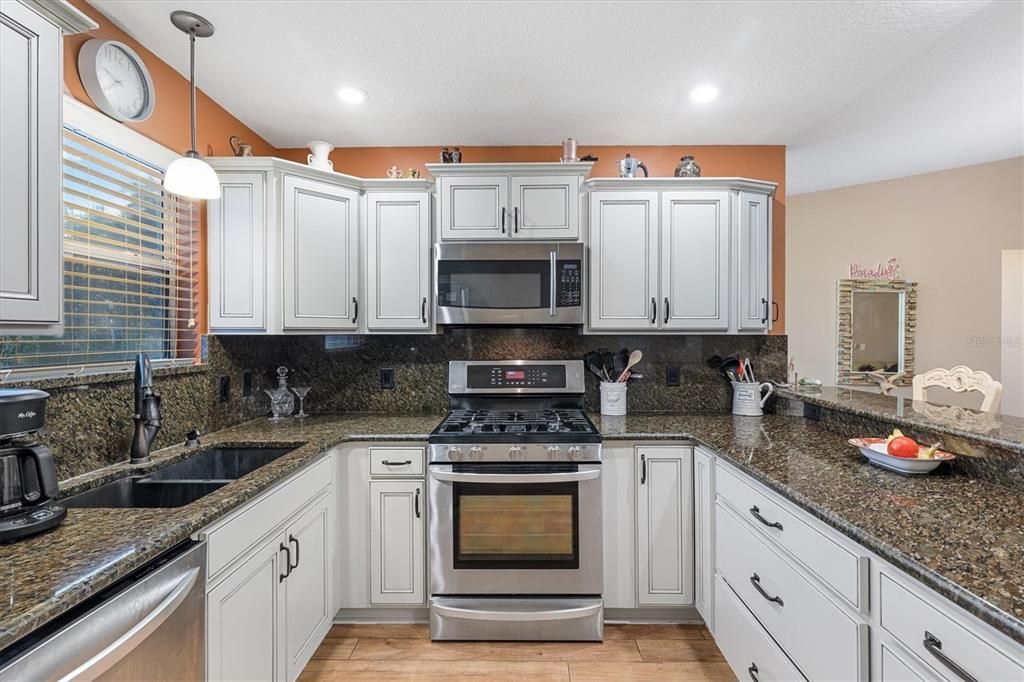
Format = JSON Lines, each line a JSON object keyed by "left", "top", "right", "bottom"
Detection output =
{"left": 911, "top": 366, "right": 1003, "bottom": 413}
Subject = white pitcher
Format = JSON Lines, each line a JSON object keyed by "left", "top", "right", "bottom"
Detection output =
{"left": 600, "top": 381, "right": 627, "bottom": 416}
{"left": 306, "top": 141, "right": 334, "bottom": 171}
{"left": 732, "top": 381, "right": 774, "bottom": 416}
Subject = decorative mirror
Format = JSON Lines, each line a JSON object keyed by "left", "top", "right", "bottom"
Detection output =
{"left": 836, "top": 279, "right": 917, "bottom": 386}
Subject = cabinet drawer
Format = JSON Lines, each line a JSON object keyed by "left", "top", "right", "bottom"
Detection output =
{"left": 716, "top": 502, "right": 866, "bottom": 681}
{"left": 369, "top": 447, "right": 425, "bottom": 477}
{"left": 204, "top": 454, "right": 333, "bottom": 580}
{"left": 716, "top": 464, "right": 865, "bottom": 608}
{"left": 879, "top": 573, "right": 1023, "bottom": 681}
{"left": 714, "top": 574, "right": 806, "bottom": 682}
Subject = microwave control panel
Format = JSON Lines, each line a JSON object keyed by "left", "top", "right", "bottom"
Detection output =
{"left": 557, "top": 261, "right": 582, "bottom": 307}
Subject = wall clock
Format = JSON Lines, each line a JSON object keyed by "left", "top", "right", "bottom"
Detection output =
{"left": 78, "top": 39, "right": 156, "bottom": 122}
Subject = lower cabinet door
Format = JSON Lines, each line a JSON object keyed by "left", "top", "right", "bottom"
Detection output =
{"left": 694, "top": 448, "right": 715, "bottom": 630}
{"left": 370, "top": 480, "right": 425, "bottom": 605}
{"left": 636, "top": 446, "right": 694, "bottom": 605}
{"left": 207, "top": 533, "right": 286, "bottom": 681}
{"left": 283, "top": 493, "right": 334, "bottom": 681}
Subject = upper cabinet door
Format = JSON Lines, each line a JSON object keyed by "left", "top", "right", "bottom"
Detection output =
{"left": 660, "top": 191, "right": 730, "bottom": 331}
{"left": 510, "top": 175, "right": 579, "bottom": 240}
{"left": 282, "top": 175, "right": 359, "bottom": 330}
{"left": 636, "top": 446, "right": 694, "bottom": 606}
{"left": 439, "top": 176, "right": 509, "bottom": 240}
{"left": 0, "top": 3, "right": 62, "bottom": 327}
{"left": 208, "top": 172, "right": 266, "bottom": 331}
{"left": 736, "top": 190, "right": 771, "bottom": 331}
{"left": 365, "top": 192, "right": 431, "bottom": 330}
{"left": 588, "top": 191, "right": 659, "bottom": 331}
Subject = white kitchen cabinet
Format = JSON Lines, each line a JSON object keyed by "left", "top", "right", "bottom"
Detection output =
{"left": 693, "top": 447, "right": 715, "bottom": 631}
{"left": 437, "top": 175, "right": 509, "bottom": 240}
{"left": 588, "top": 191, "right": 660, "bottom": 330}
{"left": 636, "top": 446, "right": 694, "bottom": 606}
{"left": 660, "top": 191, "right": 730, "bottom": 331}
{"left": 736, "top": 190, "right": 771, "bottom": 331}
{"left": 510, "top": 175, "right": 580, "bottom": 240}
{"left": 283, "top": 493, "right": 334, "bottom": 680}
{"left": 207, "top": 533, "right": 284, "bottom": 682}
{"left": 370, "top": 480, "right": 426, "bottom": 605}
{"left": 365, "top": 191, "right": 431, "bottom": 330}
{"left": 0, "top": 1, "right": 93, "bottom": 332}
{"left": 208, "top": 172, "right": 268, "bottom": 331}
{"left": 601, "top": 445, "right": 637, "bottom": 609}
{"left": 282, "top": 174, "right": 359, "bottom": 330}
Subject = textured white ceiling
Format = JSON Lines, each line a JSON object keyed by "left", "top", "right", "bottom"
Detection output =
{"left": 90, "top": 0, "right": 1021, "bottom": 193}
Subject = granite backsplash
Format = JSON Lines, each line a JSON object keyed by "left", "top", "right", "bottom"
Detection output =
{"left": 205, "top": 329, "right": 788, "bottom": 424}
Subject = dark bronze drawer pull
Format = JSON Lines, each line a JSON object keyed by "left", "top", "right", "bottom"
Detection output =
{"left": 924, "top": 631, "right": 977, "bottom": 682}
{"left": 750, "top": 573, "right": 783, "bottom": 606}
{"left": 288, "top": 534, "right": 300, "bottom": 570}
{"left": 750, "top": 505, "right": 783, "bottom": 531}
{"left": 279, "top": 542, "right": 292, "bottom": 582}
{"left": 382, "top": 459, "right": 413, "bottom": 466}
{"left": 415, "top": 487, "right": 421, "bottom": 518}
{"left": 640, "top": 454, "right": 647, "bottom": 485}
{"left": 748, "top": 663, "right": 759, "bottom": 682}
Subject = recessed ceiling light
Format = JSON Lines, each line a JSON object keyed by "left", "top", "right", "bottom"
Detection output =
{"left": 690, "top": 84, "right": 719, "bottom": 104}
{"left": 337, "top": 85, "right": 368, "bottom": 105}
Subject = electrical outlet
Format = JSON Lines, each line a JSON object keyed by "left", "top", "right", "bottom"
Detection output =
{"left": 242, "top": 370, "right": 252, "bottom": 397}
{"left": 666, "top": 366, "right": 680, "bottom": 387}
{"left": 218, "top": 376, "right": 230, "bottom": 402}
{"left": 379, "top": 367, "right": 396, "bottom": 389}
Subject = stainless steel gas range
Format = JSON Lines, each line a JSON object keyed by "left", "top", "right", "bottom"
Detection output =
{"left": 427, "top": 360, "right": 603, "bottom": 641}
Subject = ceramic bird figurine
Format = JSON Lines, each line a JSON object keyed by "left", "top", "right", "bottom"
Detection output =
{"left": 868, "top": 371, "right": 905, "bottom": 395}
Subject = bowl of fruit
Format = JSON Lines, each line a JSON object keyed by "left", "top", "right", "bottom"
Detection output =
{"left": 848, "top": 429, "right": 955, "bottom": 474}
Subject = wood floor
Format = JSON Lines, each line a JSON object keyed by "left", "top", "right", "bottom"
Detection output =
{"left": 301, "top": 623, "right": 735, "bottom": 681}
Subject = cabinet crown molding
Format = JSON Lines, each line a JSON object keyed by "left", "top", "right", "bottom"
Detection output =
{"left": 585, "top": 176, "right": 777, "bottom": 195}
{"left": 208, "top": 156, "right": 434, "bottom": 192}
{"left": 18, "top": 0, "right": 97, "bottom": 33}
{"left": 425, "top": 161, "right": 595, "bottom": 176}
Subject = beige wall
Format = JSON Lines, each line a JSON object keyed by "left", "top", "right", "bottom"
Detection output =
{"left": 787, "top": 157, "right": 1024, "bottom": 409}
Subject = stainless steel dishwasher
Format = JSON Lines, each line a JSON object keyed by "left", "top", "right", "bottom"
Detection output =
{"left": 1, "top": 541, "right": 205, "bottom": 681}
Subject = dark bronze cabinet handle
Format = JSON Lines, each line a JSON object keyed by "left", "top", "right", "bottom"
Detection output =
{"left": 288, "top": 534, "right": 299, "bottom": 570}
{"left": 421, "top": 297, "right": 427, "bottom": 323}
{"left": 924, "top": 631, "right": 977, "bottom": 682}
{"left": 748, "top": 663, "right": 759, "bottom": 682}
{"left": 501, "top": 207, "right": 506, "bottom": 233}
{"left": 750, "top": 573, "right": 783, "bottom": 606}
{"left": 514, "top": 207, "right": 519, "bottom": 233}
{"left": 352, "top": 297, "right": 358, "bottom": 323}
{"left": 650, "top": 297, "right": 656, "bottom": 324}
{"left": 279, "top": 542, "right": 292, "bottom": 582}
{"left": 415, "top": 487, "right": 421, "bottom": 518}
{"left": 772, "top": 301, "right": 779, "bottom": 323}
{"left": 761, "top": 297, "right": 768, "bottom": 324}
{"left": 382, "top": 459, "right": 412, "bottom": 466}
{"left": 750, "top": 505, "right": 783, "bottom": 531}
{"left": 640, "top": 454, "right": 647, "bottom": 485}
{"left": 664, "top": 297, "right": 670, "bottom": 324}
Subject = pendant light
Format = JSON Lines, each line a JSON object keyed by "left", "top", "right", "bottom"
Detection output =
{"left": 163, "top": 11, "right": 220, "bottom": 199}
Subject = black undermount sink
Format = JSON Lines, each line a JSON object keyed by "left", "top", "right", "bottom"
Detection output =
{"left": 62, "top": 446, "right": 296, "bottom": 509}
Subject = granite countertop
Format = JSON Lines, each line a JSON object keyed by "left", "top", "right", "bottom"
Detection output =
{"left": 1, "top": 410, "right": 1022, "bottom": 653}
{"left": 776, "top": 385, "right": 1024, "bottom": 456}
{"left": 590, "top": 412, "right": 1024, "bottom": 645}
{"left": 0, "top": 414, "right": 441, "bottom": 653}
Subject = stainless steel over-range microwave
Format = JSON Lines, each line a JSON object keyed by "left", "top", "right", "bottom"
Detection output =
{"left": 434, "top": 242, "right": 584, "bottom": 325}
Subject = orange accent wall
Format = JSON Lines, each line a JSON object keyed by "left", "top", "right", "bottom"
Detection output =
{"left": 276, "top": 145, "right": 787, "bottom": 333}
{"left": 63, "top": 0, "right": 277, "bottom": 342}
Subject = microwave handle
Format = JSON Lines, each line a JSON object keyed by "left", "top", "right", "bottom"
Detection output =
{"left": 549, "top": 251, "right": 557, "bottom": 316}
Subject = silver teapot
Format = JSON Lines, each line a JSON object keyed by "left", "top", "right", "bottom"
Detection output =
{"left": 617, "top": 153, "right": 649, "bottom": 178}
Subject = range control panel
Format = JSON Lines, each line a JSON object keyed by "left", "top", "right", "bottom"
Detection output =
{"left": 466, "top": 364, "right": 568, "bottom": 389}
{"left": 557, "top": 261, "right": 582, "bottom": 307}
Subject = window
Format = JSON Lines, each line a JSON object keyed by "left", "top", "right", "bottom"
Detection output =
{"left": 0, "top": 127, "right": 199, "bottom": 375}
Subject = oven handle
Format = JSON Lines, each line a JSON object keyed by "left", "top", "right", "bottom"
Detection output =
{"left": 432, "top": 602, "right": 602, "bottom": 622}
{"left": 430, "top": 469, "right": 600, "bottom": 484}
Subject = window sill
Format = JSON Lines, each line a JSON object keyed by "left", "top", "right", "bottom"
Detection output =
{"left": 0, "top": 362, "right": 207, "bottom": 391}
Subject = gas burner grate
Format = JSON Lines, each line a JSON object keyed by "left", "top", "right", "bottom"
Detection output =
{"left": 436, "top": 409, "right": 596, "bottom": 435}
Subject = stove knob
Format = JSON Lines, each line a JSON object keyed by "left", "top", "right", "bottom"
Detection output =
{"left": 469, "top": 446, "right": 483, "bottom": 460}
{"left": 546, "top": 445, "right": 562, "bottom": 459}
{"left": 447, "top": 446, "right": 464, "bottom": 461}
{"left": 508, "top": 446, "right": 523, "bottom": 460}
{"left": 568, "top": 445, "right": 583, "bottom": 460}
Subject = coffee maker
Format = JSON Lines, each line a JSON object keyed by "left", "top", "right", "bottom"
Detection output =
{"left": 0, "top": 388, "right": 66, "bottom": 542}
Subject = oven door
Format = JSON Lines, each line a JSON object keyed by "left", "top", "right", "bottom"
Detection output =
{"left": 428, "top": 463, "right": 602, "bottom": 596}
{"left": 435, "top": 242, "right": 583, "bottom": 325}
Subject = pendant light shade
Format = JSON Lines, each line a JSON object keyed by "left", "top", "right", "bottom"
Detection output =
{"left": 163, "top": 11, "right": 220, "bottom": 200}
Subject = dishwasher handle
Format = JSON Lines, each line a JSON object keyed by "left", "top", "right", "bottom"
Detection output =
{"left": 59, "top": 565, "right": 201, "bottom": 682}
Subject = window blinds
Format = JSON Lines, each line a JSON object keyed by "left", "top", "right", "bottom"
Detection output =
{"left": 0, "top": 127, "right": 199, "bottom": 375}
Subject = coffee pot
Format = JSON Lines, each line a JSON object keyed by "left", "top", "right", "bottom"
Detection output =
{"left": 617, "top": 153, "right": 649, "bottom": 178}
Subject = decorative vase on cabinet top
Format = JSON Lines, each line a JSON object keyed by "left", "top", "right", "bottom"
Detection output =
{"left": 674, "top": 156, "right": 701, "bottom": 177}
